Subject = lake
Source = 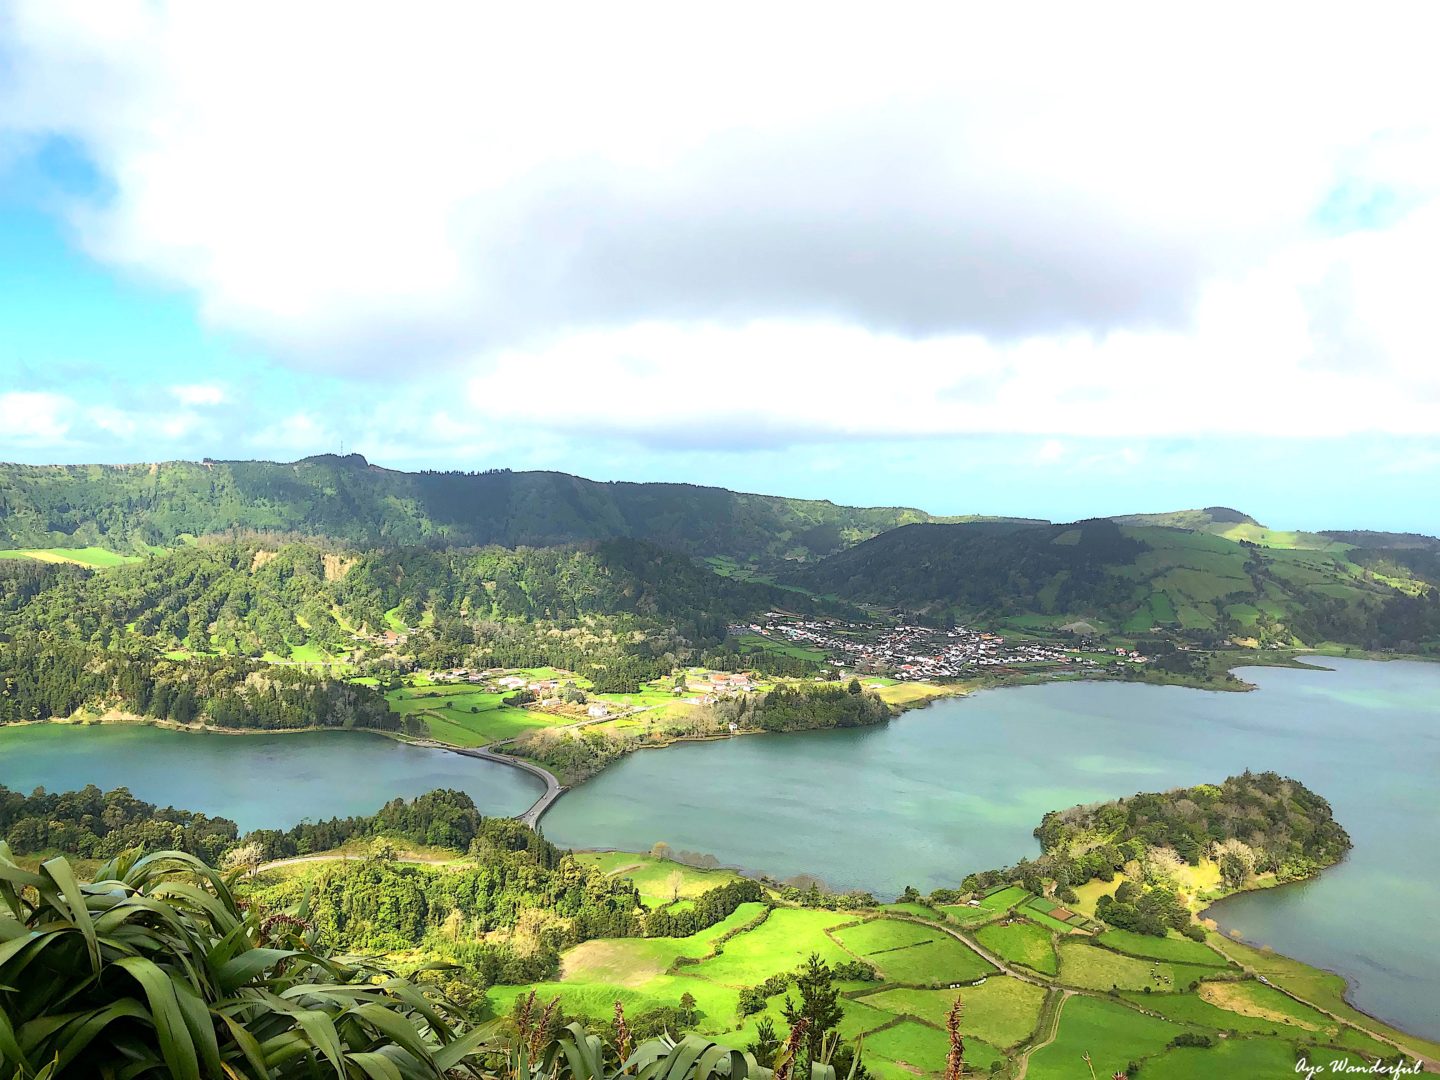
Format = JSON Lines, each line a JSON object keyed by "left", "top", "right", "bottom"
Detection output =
{"left": 0, "top": 724, "right": 544, "bottom": 830}
{"left": 2, "top": 658, "right": 1436, "bottom": 1039}
{"left": 542, "top": 658, "right": 1440, "bottom": 1039}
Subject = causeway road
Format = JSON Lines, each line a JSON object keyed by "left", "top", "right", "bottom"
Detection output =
{"left": 409, "top": 738, "right": 566, "bottom": 829}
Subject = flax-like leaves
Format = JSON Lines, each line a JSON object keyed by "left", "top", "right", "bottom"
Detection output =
{"left": 0, "top": 843, "right": 495, "bottom": 1079}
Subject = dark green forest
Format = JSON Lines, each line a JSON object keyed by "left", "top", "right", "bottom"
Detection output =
{"left": 0, "top": 455, "right": 935, "bottom": 565}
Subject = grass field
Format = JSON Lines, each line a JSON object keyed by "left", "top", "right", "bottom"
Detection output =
{"left": 976, "top": 919, "right": 1058, "bottom": 975}
{"left": 1025, "top": 994, "right": 1180, "bottom": 1080}
{"left": 1097, "top": 929, "right": 1226, "bottom": 966}
{"left": 690, "top": 909, "right": 857, "bottom": 986}
{"left": 384, "top": 683, "right": 554, "bottom": 745}
{"left": 574, "top": 852, "right": 745, "bottom": 908}
{"left": 733, "top": 633, "right": 826, "bottom": 663}
{"left": 1208, "top": 934, "right": 1440, "bottom": 1062}
{"left": 1056, "top": 941, "right": 1221, "bottom": 992}
{"left": 0, "top": 545, "right": 142, "bottom": 566}
{"left": 832, "top": 920, "right": 994, "bottom": 986}
{"left": 561, "top": 903, "right": 767, "bottom": 984}
{"left": 859, "top": 978, "right": 1045, "bottom": 1048}
{"left": 1019, "top": 896, "right": 1089, "bottom": 934}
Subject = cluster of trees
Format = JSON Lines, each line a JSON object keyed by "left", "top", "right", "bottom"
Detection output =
{"left": 0, "top": 783, "right": 238, "bottom": 862}
{"left": 1033, "top": 770, "right": 1352, "bottom": 880}
{"left": 954, "top": 772, "right": 1351, "bottom": 937}
{"left": 736, "top": 683, "right": 890, "bottom": 732}
{"left": 1095, "top": 880, "right": 1197, "bottom": 938}
{"left": 241, "top": 788, "right": 510, "bottom": 860}
{"left": 642, "top": 878, "right": 766, "bottom": 938}
{"left": 0, "top": 638, "right": 396, "bottom": 730}
{"left": 248, "top": 846, "right": 643, "bottom": 987}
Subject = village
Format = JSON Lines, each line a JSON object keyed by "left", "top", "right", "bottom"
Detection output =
{"left": 738, "top": 612, "right": 1149, "bottom": 680}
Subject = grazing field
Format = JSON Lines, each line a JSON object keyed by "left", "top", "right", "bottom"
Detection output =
{"left": 0, "top": 545, "right": 142, "bottom": 566}
{"left": 869, "top": 682, "right": 959, "bottom": 708}
{"left": 832, "top": 919, "right": 994, "bottom": 985}
{"left": 573, "top": 851, "right": 745, "bottom": 908}
{"left": 1056, "top": 941, "right": 1220, "bottom": 992}
{"left": 1147, "top": 1037, "right": 1319, "bottom": 1080}
{"left": 384, "top": 684, "right": 552, "bottom": 745}
{"left": 1196, "top": 980, "right": 1332, "bottom": 1030}
{"left": 1019, "top": 896, "right": 1088, "bottom": 934}
{"left": 690, "top": 909, "right": 856, "bottom": 986}
{"left": 1098, "top": 929, "right": 1227, "bottom": 966}
{"left": 1025, "top": 995, "right": 1180, "bottom": 1080}
{"left": 560, "top": 903, "right": 767, "bottom": 984}
{"left": 876, "top": 901, "right": 941, "bottom": 918}
{"left": 733, "top": 633, "right": 826, "bottom": 662}
{"left": 1206, "top": 933, "right": 1440, "bottom": 1061}
{"left": 976, "top": 919, "right": 1059, "bottom": 975}
{"left": 860, "top": 978, "right": 1045, "bottom": 1048}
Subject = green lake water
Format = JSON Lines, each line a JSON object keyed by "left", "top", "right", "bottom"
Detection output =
{"left": 0, "top": 725, "right": 544, "bottom": 829}
{"left": 542, "top": 658, "right": 1440, "bottom": 1040}
{"left": 1, "top": 658, "right": 1435, "bottom": 1039}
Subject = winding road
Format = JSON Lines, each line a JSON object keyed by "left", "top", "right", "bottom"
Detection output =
{"left": 407, "top": 738, "right": 566, "bottom": 828}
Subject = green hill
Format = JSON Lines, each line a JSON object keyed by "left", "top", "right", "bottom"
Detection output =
{"left": 793, "top": 518, "right": 1440, "bottom": 650}
{"left": 0, "top": 455, "right": 938, "bottom": 566}
{"left": 0, "top": 536, "right": 793, "bottom": 660}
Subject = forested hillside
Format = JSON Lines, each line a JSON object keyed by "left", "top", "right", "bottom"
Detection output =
{"left": 793, "top": 517, "right": 1440, "bottom": 650}
{"left": 0, "top": 536, "right": 789, "bottom": 657}
{"left": 0, "top": 455, "right": 938, "bottom": 565}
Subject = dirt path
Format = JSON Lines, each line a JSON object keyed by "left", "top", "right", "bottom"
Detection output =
{"left": 1014, "top": 989, "right": 1073, "bottom": 1080}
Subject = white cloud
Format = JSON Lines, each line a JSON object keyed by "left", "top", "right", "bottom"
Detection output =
{"left": 3, "top": 2, "right": 1440, "bottom": 442}
{"left": 88, "top": 404, "right": 137, "bottom": 438}
{"left": 0, "top": 391, "right": 73, "bottom": 445}
{"left": 170, "top": 383, "right": 225, "bottom": 406}
{"left": 247, "top": 412, "right": 331, "bottom": 454}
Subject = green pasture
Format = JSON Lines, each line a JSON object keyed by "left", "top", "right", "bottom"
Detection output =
{"left": 1097, "top": 929, "right": 1226, "bottom": 966}
{"left": 384, "top": 683, "right": 551, "bottom": 745}
{"left": 1025, "top": 994, "right": 1180, "bottom": 1080}
{"left": 560, "top": 903, "right": 767, "bottom": 984}
{"left": 1056, "top": 941, "right": 1219, "bottom": 992}
{"left": 573, "top": 852, "right": 746, "bottom": 908}
{"left": 0, "top": 546, "right": 142, "bottom": 567}
{"left": 689, "top": 909, "right": 857, "bottom": 986}
{"left": 734, "top": 633, "right": 826, "bottom": 663}
{"left": 859, "top": 978, "right": 1045, "bottom": 1048}
{"left": 831, "top": 919, "right": 994, "bottom": 986}
{"left": 976, "top": 919, "right": 1058, "bottom": 975}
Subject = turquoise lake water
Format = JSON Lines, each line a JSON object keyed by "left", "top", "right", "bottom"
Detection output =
{"left": 542, "top": 658, "right": 1440, "bottom": 1039}
{"left": 0, "top": 725, "right": 544, "bottom": 829}
{"left": 1, "top": 657, "right": 1435, "bottom": 1038}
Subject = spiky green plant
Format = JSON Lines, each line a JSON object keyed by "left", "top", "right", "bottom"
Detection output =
{"left": 0, "top": 843, "right": 496, "bottom": 1079}
{"left": 516, "top": 1021, "right": 842, "bottom": 1080}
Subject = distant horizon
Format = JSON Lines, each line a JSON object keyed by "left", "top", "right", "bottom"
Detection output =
{"left": 4, "top": 8, "right": 1439, "bottom": 537}
{"left": 2, "top": 451, "right": 1431, "bottom": 539}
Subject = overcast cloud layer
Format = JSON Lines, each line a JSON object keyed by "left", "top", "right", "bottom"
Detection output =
{"left": 2, "top": 1, "right": 1439, "bottom": 453}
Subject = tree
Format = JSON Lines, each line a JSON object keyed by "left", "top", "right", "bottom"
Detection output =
{"left": 651, "top": 841, "right": 674, "bottom": 861}
{"left": 221, "top": 840, "right": 264, "bottom": 877}
{"left": 667, "top": 869, "right": 686, "bottom": 903}
{"left": 847, "top": 678, "right": 862, "bottom": 695}
{"left": 747, "top": 1018, "right": 781, "bottom": 1067}
{"left": 782, "top": 953, "right": 844, "bottom": 1070}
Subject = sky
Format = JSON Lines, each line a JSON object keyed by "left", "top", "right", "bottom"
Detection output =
{"left": 2, "top": 3, "right": 1440, "bottom": 531}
